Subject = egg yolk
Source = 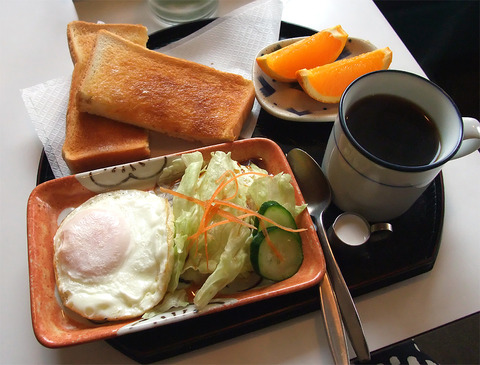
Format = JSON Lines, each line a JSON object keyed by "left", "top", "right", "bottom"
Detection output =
{"left": 57, "top": 208, "right": 131, "bottom": 277}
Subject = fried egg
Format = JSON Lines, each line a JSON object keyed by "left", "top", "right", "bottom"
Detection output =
{"left": 53, "top": 189, "right": 174, "bottom": 321}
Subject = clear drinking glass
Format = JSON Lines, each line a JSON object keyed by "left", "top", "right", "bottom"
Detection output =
{"left": 148, "top": 0, "right": 218, "bottom": 24}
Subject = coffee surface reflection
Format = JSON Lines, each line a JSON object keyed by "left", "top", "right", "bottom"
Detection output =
{"left": 345, "top": 94, "right": 441, "bottom": 167}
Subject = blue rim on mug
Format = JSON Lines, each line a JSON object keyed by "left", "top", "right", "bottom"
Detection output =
{"left": 338, "top": 70, "right": 463, "bottom": 173}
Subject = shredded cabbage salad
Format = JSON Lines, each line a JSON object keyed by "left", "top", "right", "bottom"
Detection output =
{"left": 149, "top": 151, "right": 305, "bottom": 312}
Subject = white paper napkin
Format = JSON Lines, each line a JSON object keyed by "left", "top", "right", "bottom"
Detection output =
{"left": 21, "top": 0, "right": 283, "bottom": 178}
{"left": 160, "top": 0, "right": 283, "bottom": 80}
{"left": 21, "top": 76, "right": 72, "bottom": 177}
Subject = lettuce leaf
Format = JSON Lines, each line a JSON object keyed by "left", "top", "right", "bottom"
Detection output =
{"left": 167, "top": 152, "right": 204, "bottom": 292}
{"left": 193, "top": 224, "right": 251, "bottom": 309}
{"left": 162, "top": 151, "right": 305, "bottom": 310}
{"left": 248, "top": 173, "right": 306, "bottom": 217}
{"left": 142, "top": 290, "right": 189, "bottom": 319}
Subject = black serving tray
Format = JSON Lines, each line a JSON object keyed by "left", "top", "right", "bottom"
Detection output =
{"left": 37, "top": 19, "right": 444, "bottom": 363}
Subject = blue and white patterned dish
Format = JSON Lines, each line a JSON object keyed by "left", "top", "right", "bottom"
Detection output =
{"left": 253, "top": 37, "right": 377, "bottom": 122}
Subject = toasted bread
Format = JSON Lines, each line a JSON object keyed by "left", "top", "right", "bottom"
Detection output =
{"left": 77, "top": 30, "right": 256, "bottom": 144}
{"left": 67, "top": 21, "right": 149, "bottom": 65}
{"left": 63, "top": 21, "right": 151, "bottom": 174}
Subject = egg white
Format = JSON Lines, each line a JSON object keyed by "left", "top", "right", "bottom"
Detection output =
{"left": 53, "top": 189, "right": 174, "bottom": 321}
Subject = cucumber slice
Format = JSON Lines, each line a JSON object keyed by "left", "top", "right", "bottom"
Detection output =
{"left": 250, "top": 226, "right": 303, "bottom": 281}
{"left": 254, "top": 201, "right": 297, "bottom": 230}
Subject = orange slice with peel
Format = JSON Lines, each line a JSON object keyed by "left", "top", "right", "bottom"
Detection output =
{"left": 256, "top": 25, "right": 349, "bottom": 82}
{"left": 296, "top": 47, "right": 393, "bottom": 103}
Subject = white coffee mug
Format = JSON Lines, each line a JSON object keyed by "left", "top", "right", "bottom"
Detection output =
{"left": 322, "top": 70, "right": 480, "bottom": 222}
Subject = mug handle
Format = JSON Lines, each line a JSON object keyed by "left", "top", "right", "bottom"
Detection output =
{"left": 452, "top": 117, "right": 480, "bottom": 159}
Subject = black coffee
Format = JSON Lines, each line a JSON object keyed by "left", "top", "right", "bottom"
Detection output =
{"left": 345, "top": 94, "right": 441, "bottom": 166}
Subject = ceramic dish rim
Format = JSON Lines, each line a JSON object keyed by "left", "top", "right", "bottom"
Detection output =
{"left": 27, "top": 137, "right": 326, "bottom": 348}
{"left": 252, "top": 36, "right": 377, "bottom": 122}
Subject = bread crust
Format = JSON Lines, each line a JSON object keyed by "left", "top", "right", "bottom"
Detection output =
{"left": 77, "top": 30, "right": 256, "bottom": 144}
{"left": 63, "top": 22, "right": 151, "bottom": 174}
{"left": 67, "top": 21, "right": 149, "bottom": 65}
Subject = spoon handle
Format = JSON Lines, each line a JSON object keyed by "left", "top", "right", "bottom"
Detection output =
{"left": 316, "top": 215, "right": 371, "bottom": 362}
{"left": 319, "top": 272, "right": 350, "bottom": 364}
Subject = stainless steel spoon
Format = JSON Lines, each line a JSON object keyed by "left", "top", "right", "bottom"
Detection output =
{"left": 287, "top": 149, "right": 348, "bottom": 364}
{"left": 287, "top": 148, "right": 371, "bottom": 362}
{"left": 317, "top": 263, "right": 350, "bottom": 364}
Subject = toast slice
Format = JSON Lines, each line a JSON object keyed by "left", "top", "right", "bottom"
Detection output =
{"left": 67, "top": 21, "right": 149, "bottom": 65}
{"left": 63, "top": 21, "right": 151, "bottom": 173}
{"left": 77, "top": 30, "right": 256, "bottom": 144}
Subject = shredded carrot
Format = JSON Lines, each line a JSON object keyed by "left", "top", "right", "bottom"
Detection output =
{"left": 187, "top": 213, "right": 256, "bottom": 244}
{"left": 216, "top": 209, "right": 256, "bottom": 229}
{"left": 197, "top": 170, "right": 235, "bottom": 241}
{"left": 187, "top": 209, "right": 255, "bottom": 246}
{"left": 215, "top": 170, "right": 234, "bottom": 184}
{"left": 160, "top": 186, "right": 306, "bottom": 234}
{"left": 215, "top": 170, "right": 269, "bottom": 202}
{"left": 192, "top": 171, "right": 236, "bottom": 268}
{"left": 204, "top": 229, "right": 209, "bottom": 265}
{"left": 158, "top": 186, "right": 206, "bottom": 207}
{"left": 186, "top": 170, "right": 268, "bottom": 251}
{"left": 212, "top": 170, "right": 237, "bottom": 201}
{"left": 215, "top": 170, "right": 238, "bottom": 201}
{"left": 199, "top": 202, "right": 220, "bottom": 258}
{"left": 213, "top": 199, "right": 306, "bottom": 233}
{"left": 186, "top": 204, "right": 221, "bottom": 254}
{"left": 159, "top": 171, "right": 305, "bottom": 268}
{"left": 258, "top": 219, "right": 284, "bottom": 261}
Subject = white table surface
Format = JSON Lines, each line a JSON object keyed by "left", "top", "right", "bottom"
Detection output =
{"left": 1, "top": 0, "right": 478, "bottom": 363}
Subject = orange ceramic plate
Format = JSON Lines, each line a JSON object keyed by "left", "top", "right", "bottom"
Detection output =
{"left": 27, "top": 138, "right": 325, "bottom": 348}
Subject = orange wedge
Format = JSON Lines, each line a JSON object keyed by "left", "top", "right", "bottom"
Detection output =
{"left": 296, "top": 47, "right": 393, "bottom": 103}
{"left": 256, "top": 25, "right": 349, "bottom": 82}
